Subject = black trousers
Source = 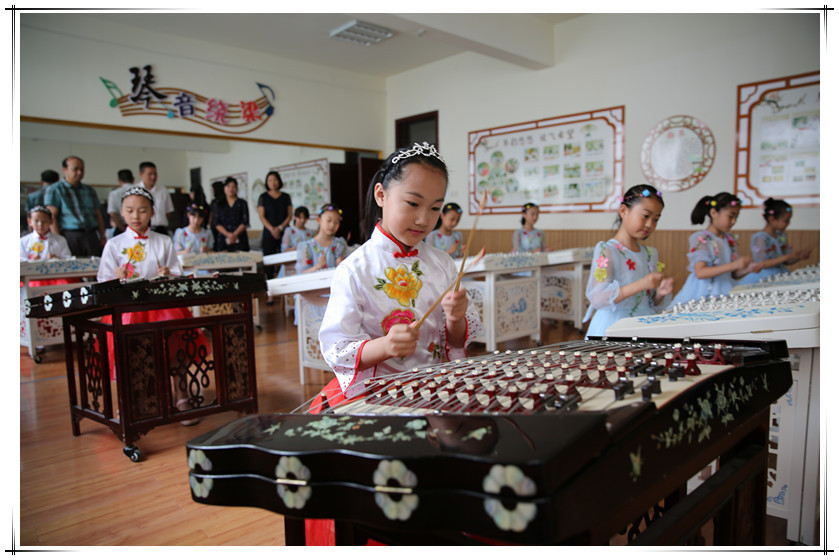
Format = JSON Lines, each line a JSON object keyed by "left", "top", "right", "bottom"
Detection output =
{"left": 63, "top": 229, "right": 102, "bottom": 257}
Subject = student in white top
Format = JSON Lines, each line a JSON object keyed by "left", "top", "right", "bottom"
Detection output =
{"left": 136, "top": 161, "right": 175, "bottom": 235}
{"left": 20, "top": 206, "right": 71, "bottom": 261}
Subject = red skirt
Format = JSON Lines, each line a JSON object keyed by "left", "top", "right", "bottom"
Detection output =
{"left": 100, "top": 306, "right": 210, "bottom": 381}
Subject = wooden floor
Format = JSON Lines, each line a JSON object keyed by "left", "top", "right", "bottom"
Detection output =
{"left": 19, "top": 297, "right": 792, "bottom": 547}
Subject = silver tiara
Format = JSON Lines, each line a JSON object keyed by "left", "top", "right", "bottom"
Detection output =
{"left": 122, "top": 186, "right": 155, "bottom": 206}
{"left": 391, "top": 142, "right": 445, "bottom": 165}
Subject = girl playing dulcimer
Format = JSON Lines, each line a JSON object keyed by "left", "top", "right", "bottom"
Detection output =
{"left": 314, "top": 142, "right": 483, "bottom": 411}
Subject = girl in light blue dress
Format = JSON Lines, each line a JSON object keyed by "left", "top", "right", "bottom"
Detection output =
{"left": 295, "top": 203, "right": 350, "bottom": 274}
{"left": 584, "top": 185, "right": 674, "bottom": 338}
{"left": 512, "top": 202, "right": 547, "bottom": 252}
{"left": 738, "top": 198, "right": 811, "bottom": 285}
{"left": 425, "top": 202, "right": 463, "bottom": 258}
{"left": 173, "top": 203, "right": 212, "bottom": 254}
{"left": 281, "top": 206, "right": 314, "bottom": 253}
{"left": 672, "top": 192, "right": 760, "bottom": 305}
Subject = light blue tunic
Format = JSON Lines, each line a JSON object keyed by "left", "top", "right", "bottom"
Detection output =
{"left": 512, "top": 228, "right": 545, "bottom": 252}
{"left": 295, "top": 237, "right": 350, "bottom": 274}
{"left": 425, "top": 229, "right": 463, "bottom": 258}
{"left": 672, "top": 230, "right": 740, "bottom": 305}
{"left": 583, "top": 239, "right": 670, "bottom": 338}
{"left": 738, "top": 230, "right": 792, "bottom": 285}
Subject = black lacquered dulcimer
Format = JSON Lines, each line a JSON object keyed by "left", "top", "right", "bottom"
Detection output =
{"left": 24, "top": 273, "right": 267, "bottom": 318}
{"left": 186, "top": 337, "right": 792, "bottom": 545}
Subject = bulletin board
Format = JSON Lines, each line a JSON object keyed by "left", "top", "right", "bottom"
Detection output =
{"left": 467, "top": 106, "right": 625, "bottom": 214}
{"left": 211, "top": 172, "right": 249, "bottom": 203}
{"left": 269, "top": 158, "right": 330, "bottom": 218}
{"left": 734, "top": 71, "right": 819, "bottom": 207}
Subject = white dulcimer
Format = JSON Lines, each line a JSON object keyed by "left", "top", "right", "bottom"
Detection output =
{"left": 606, "top": 285, "right": 820, "bottom": 545}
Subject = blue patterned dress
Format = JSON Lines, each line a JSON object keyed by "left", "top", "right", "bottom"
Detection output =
{"left": 583, "top": 239, "right": 669, "bottom": 337}
{"left": 672, "top": 230, "right": 740, "bottom": 305}
{"left": 738, "top": 230, "right": 792, "bottom": 285}
{"left": 425, "top": 229, "right": 463, "bottom": 258}
{"left": 512, "top": 228, "right": 545, "bottom": 252}
{"left": 295, "top": 237, "right": 350, "bottom": 274}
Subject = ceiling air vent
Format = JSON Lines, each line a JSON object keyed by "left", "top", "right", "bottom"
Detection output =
{"left": 329, "top": 20, "right": 394, "bottom": 46}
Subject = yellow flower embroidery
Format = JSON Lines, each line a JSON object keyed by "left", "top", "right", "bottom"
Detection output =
{"left": 377, "top": 264, "right": 422, "bottom": 307}
{"left": 594, "top": 267, "right": 608, "bottom": 282}
{"left": 121, "top": 242, "right": 147, "bottom": 264}
{"left": 656, "top": 261, "right": 665, "bottom": 273}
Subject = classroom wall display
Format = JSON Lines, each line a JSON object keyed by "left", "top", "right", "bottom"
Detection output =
{"left": 640, "top": 115, "right": 715, "bottom": 192}
{"left": 269, "top": 159, "right": 330, "bottom": 219}
{"left": 211, "top": 172, "right": 249, "bottom": 207}
{"left": 467, "top": 106, "right": 625, "bottom": 214}
{"left": 735, "top": 71, "right": 819, "bottom": 207}
{"left": 99, "top": 64, "right": 276, "bottom": 136}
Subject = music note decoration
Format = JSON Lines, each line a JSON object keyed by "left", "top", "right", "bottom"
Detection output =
{"left": 100, "top": 65, "right": 275, "bottom": 135}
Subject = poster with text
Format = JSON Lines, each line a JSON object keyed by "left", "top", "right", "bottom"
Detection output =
{"left": 735, "top": 72, "right": 819, "bottom": 206}
{"left": 468, "top": 106, "right": 625, "bottom": 214}
{"left": 269, "top": 159, "right": 330, "bottom": 219}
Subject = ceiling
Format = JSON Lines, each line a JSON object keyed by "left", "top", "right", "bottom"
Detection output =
{"left": 85, "top": 12, "right": 584, "bottom": 77}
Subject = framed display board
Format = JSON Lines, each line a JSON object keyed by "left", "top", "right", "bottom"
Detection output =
{"left": 269, "top": 158, "right": 330, "bottom": 218}
{"left": 211, "top": 172, "right": 249, "bottom": 205}
{"left": 735, "top": 71, "right": 819, "bottom": 207}
{"left": 641, "top": 115, "right": 715, "bottom": 192}
{"left": 467, "top": 106, "right": 625, "bottom": 214}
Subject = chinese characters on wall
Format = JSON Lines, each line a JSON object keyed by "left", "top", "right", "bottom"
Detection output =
{"left": 100, "top": 64, "right": 275, "bottom": 134}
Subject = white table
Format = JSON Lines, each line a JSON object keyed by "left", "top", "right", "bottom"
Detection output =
{"left": 20, "top": 258, "right": 101, "bottom": 362}
{"left": 267, "top": 269, "right": 335, "bottom": 384}
{"left": 607, "top": 286, "right": 821, "bottom": 545}
{"left": 179, "top": 251, "right": 264, "bottom": 329}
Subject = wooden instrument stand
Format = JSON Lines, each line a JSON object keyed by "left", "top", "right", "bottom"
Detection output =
{"left": 27, "top": 274, "right": 265, "bottom": 461}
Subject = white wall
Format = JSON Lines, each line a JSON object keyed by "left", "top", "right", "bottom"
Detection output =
{"left": 385, "top": 13, "right": 820, "bottom": 232}
{"left": 20, "top": 13, "right": 387, "bottom": 151}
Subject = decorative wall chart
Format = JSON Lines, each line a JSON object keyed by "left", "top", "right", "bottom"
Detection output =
{"left": 735, "top": 72, "right": 819, "bottom": 207}
{"left": 640, "top": 115, "right": 715, "bottom": 192}
{"left": 269, "top": 158, "right": 330, "bottom": 218}
{"left": 467, "top": 106, "right": 625, "bottom": 214}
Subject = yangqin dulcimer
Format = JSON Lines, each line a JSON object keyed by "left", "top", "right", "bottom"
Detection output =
{"left": 26, "top": 273, "right": 267, "bottom": 462}
{"left": 186, "top": 336, "right": 791, "bottom": 545}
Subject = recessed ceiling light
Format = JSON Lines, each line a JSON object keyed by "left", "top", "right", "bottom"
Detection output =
{"left": 330, "top": 20, "right": 394, "bottom": 46}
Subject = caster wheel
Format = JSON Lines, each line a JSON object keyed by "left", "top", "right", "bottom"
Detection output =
{"left": 123, "top": 446, "right": 143, "bottom": 462}
{"left": 33, "top": 355, "right": 42, "bottom": 364}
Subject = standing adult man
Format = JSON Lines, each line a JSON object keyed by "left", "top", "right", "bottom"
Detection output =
{"left": 44, "top": 156, "right": 106, "bottom": 257}
{"left": 106, "top": 169, "right": 135, "bottom": 235}
{"left": 25, "top": 169, "right": 60, "bottom": 213}
{"left": 137, "top": 161, "right": 174, "bottom": 235}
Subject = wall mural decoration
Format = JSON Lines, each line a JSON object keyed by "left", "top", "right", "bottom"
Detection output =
{"left": 100, "top": 64, "right": 275, "bottom": 135}
{"left": 269, "top": 159, "right": 331, "bottom": 219}
{"left": 467, "top": 106, "right": 625, "bottom": 214}
{"left": 640, "top": 115, "right": 715, "bottom": 192}
{"left": 735, "top": 71, "right": 819, "bottom": 207}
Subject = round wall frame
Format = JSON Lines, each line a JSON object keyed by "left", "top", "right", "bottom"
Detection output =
{"left": 640, "top": 115, "right": 715, "bottom": 192}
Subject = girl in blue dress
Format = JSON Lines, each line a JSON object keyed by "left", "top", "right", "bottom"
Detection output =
{"left": 512, "top": 202, "right": 547, "bottom": 252}
{"left": 584, "top": 185, "right": 674, "bottom": 338}
{"left": 672, "top": 192, "right": 759, "bottom": 305}
{"left": 281, "top": 206, "right": 314, "bottom": 253}
{"left": 295, "top": 203, "right": 350, "bottom": 274}
{"left": 738, "top": 198, "right": 811, "bottom": 285}
{"left": 173, "top": 203, "right": 212, "bottom": 254}
{"left": 425, "top": 202, "right": 463, "bottom": 258}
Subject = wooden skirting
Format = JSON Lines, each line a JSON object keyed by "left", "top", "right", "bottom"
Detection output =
{"left": 468, "top": 229, "right": 820, "bottom": 293}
